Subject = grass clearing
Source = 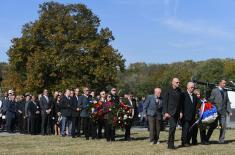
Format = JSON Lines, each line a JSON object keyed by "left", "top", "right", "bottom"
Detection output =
{"left": 0, "top": 128, "right": 235, "bottom": 155}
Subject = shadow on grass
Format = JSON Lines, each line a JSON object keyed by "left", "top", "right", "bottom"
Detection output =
{"left": 117, "top": 136, "right": 180, "bottom": 142}
{"left": 175, "top": 139, "right": 235, "bottom": 149}
{"left": 208, "top": 139, "right": 235, "bottom": 144}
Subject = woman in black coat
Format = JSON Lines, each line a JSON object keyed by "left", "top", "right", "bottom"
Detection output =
{"left": 27, "top": 95, "right": 41, "bottom": 135}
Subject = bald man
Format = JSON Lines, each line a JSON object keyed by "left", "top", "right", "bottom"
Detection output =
{"left": 163, "top": 78, "right": 183, "bottom": 149}
{"left": 181, "top": 82, "right": 198, "bottom": 146}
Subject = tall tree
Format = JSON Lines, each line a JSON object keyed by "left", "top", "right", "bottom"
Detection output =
{"left": 3, "top": 2, "right": 125, "bottom": 94}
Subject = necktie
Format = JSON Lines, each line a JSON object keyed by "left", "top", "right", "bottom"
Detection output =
{"left": 189, "top": 94, "right": 193, "bottom": 103}
{"left": 220, "top": 89, "right": 224, "bottom": 100}
{"left": 129, "top": 99, "right": 133, "bottom": 106}
{"left": 45, "top": 96, "right": 49, "bottom": 103}
{"left": 156, "top": 97, "right": 159, "bottom": 106}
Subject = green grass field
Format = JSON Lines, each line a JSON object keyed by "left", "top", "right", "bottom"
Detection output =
{"left": 0, "top": 128, "right": 235, "bottom": 155}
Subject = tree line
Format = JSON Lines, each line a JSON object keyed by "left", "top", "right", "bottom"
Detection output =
{"left": 116, "top": 59, "right": 235, "bottom": 97}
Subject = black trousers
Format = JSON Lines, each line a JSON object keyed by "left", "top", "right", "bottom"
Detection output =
{"left": 105, "top": 120, "right": 115, "bottom": 141}
{"left": 77, "top": 116, "right": 81, "bottom": 136}
{"left": 71, "top": 116, "right": 81, "bottom": 137}
{"left": 50, "top": 117, "right": 56, "bottom": 135}
{"left": 30, "top": 115, "right": 41, "bottom": 135}
{"left": 81, "top": 117, "right": 90, "bottom": 139}
{"left": 41, "top": 114, "right": 51, "bottom": 135}
{"left": 91, "top": 120, "right": 98, "bottom": 139}
{"left": 148, "top": 116, "right": 161, "bottom": 142}
{"left": 24, "top": 116, "right": 28, "bottom": 133}
{"left": 98, "top": 118, "right": 105, "bottom": 138}
{"left": 17, "top": 114, "right": 26, "bottom": 133}
{"left": 181, "top": 120, "right": 197, "bottom": 144}
{"left": 0, "top": 117, "right": 2, "bottom": 131}
{"left": 0, "top": 117, "right": 6, "bottom": 132}
{"left": 125, "top": 119, "right": 133, "bottom": 140}
{"left": 26, "top": 116, "right": 30, "bottom": 134}
{"left": 167, "top": 116, "right": 178, "bottom": 147}
{"left": 6, "top": 117, "right": 15, "bottom": 133}
{"left": 199, "top": 123, "right": 207, "bottom": 143}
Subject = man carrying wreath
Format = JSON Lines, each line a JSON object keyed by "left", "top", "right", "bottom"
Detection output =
{"left": 206, "top": 79, "right": 232, "bottom": 144}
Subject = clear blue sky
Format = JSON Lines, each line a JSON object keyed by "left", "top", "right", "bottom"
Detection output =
{"left": 1, "top": 0, "right": 235, "bottom": 65}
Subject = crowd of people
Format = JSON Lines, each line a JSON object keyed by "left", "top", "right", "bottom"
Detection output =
{"left": 0, "top": 87, "right": 141, "bottom": 141}
{"left": 0, "top": 78, "right": 233, "bottom": 149}
{"left": 144, "top": 78, "right": 232, "bottom": 149}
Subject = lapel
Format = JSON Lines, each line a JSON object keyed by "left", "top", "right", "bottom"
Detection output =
{"left": 216, "top": 88, "right": 224, "bottom": 100}
{"left": 33, "top": 101, "right": 39, "bottom": 110}
{"left": 44, "top": 95, "right": 49, "bottom": 103}
{"left": 186, "top": 93, "right": 193, "bottom": 104}
{"left": 151, "top": 96, "right": 156, "bottom": 106}
{"left": 192, "top": 94, "right": 196, "bottom": 107}
{"left": 157, "top": 98, "right": 162, "bottom": 107}
{"left": 153, "top": 95, "right": 161, "bottom": 107}
{"left": 125, "top": 99, "right": 131, "bottom": 107}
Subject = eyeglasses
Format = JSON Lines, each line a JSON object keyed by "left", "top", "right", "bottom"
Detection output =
{"left": 111, "top": 89, "right": 116, "bottom": 91}
{"left": 176, "top": 82, "right": 180, "bottom": 84}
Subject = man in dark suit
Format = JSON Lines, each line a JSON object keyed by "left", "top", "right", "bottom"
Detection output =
{"left": 181, "top": 82, "right": 198, "bottom": 146}
{"left": 110, "top": 87, "right": 119, "bottom": 104}
{"left": 0, "top": 92, "right": 8, "bottom": 132}
{"left": 163, "top": 78, "right": 183, "bottom": 149}
{"left": 39, "top": 89, "right": 52, "bottom": 135}
{"left": 24, "top": 93, "right": 31, "bottom": 134}
{"left": 97, "top": 91, "right": 106, "bottom": 138}
{"left": 78, "top": 87, "right": 91, "bottom": 140}
{"left": 71, "top": 88, "right": 81, "bottom": 138}
{"left": 144, "top": 87, "right": 163, "bottom": 145}
{"left": 206, "top": 79, "right": 232, "bottom": 143}
{"left": 0, "top": 99, "right": 3, "bottom": 131}
{"left": 123, "top": 93, "right": 135, "bottom": 141}
{"left": 60, "top": 89, "right": 72, "bottom": 137}
{"left": 6, "top": 93, "right": 17, "bottom": 133}
{"left": 16, "top": 95, "right": 26, "bottom": 134}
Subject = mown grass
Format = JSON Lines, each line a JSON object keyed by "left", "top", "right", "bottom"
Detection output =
{"left": 0, "top": 128, "right": 235, "bottom": 155}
